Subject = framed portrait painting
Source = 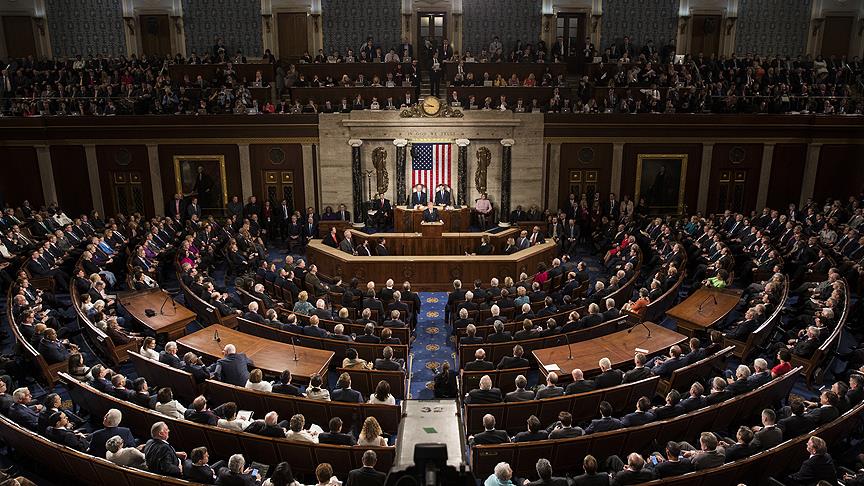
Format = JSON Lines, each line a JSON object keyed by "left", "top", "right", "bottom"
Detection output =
{"left": 634, "top": 154, "right": 688, "bottom": 214}
{"left": 173, "top": 155, "right": 228, "bottom": 209}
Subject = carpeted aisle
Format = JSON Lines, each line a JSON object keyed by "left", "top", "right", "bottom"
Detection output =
{"left": 408, "top": 292, "right": 455, "bottom": 399}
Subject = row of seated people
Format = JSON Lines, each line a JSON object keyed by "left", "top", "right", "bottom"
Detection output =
{"left": 1, "top": 385, "right": 390, "bottom": 486}
{"left": 470, "top": 369, "right": 864, "bottom": 485}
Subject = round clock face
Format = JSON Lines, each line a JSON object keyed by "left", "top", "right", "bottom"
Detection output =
{"left": 422, "top": 96, "right": 441, "bottom": 115}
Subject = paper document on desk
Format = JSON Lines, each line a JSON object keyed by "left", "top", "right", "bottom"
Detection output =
{"left": 544, "top": 364, "right": 561, "bottom": 372}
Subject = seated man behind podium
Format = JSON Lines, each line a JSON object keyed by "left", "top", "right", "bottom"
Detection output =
{"left": 410, "top": 184, "right": 428, "bottom": 207}
{"left": 421, "top": 201, "right": 441, "bottom": 223}
{"left": 433, "top": 184, "right": 452, "bottom": 206}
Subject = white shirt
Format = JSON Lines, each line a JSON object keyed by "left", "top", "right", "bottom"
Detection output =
{"left": 245, "top": 380, "right": 273, "bottom": 393}
{"left": 140, "top": 346, "right": 159, "bottom": 360}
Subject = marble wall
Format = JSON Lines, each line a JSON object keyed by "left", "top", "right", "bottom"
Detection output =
{"left": 317, "top": 111, "right": 544, "bottom": 218}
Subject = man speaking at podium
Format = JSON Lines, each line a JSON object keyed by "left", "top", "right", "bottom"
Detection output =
{"left": 422, "top": 201, "right": 441, "bottom": 223}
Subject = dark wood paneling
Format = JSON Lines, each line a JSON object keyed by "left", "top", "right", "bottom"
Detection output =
{"left": 95, "top": 145, "right": 154, "bottom": 217}
{"left": 557, "top": 143, "right": 613, "bottom": 210}
{"left": 690, "top": 15, "right": 722, "bottom": 57}
{"left": 0, "top": 147, "right": 42, "bottom": 208}
{"left": 814, "top": 144, "right": 864, "bottom": 203}
{"left": 157, "top": 145, "right": 242, "bottom": 211}
{"left": 250, "top": 143, "right": 306, "bottom": 208}
{"left": 822, "top": 16, "right": 853, "bottom": 57}
{"left": 706, "top": 143, "right": 762, "bottom": 214}
{"left": 49, "top": 145, "right": 92, "bottom": 216}
{"left": 2, "top": 16, "right": 36, "bottom": 58}
{"left": 621, "top": 143, "right": 702, "bottom": 213}
{"left": 767, "top": 144, "right": 807, "bottom": 209}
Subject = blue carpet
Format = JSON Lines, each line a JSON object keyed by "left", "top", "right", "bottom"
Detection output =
{"left": 409, "top": 292, "right": 453, "bottom": 399}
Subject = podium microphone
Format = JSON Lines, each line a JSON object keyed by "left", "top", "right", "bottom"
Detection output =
{"left": 564, "top": 332, "right": 573, "bottom": 360}
{"left": 213, "top": 328, "right": 221, "bottom": 343}
{"left": 291, "top": 336, "right": 299, "bottom": 362}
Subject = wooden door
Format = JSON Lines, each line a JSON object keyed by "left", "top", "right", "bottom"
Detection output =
{"left": 822, "top": 16, "right": 853, "bottom": 57}
{"left": 690, "top": 15, "right": 722, "bottom": 57}
{"left": 715, "top": 168, "right": 748, "bottom": 213}
{"left": 555, "top": 13, "right": 586, "bottom": 72}
{"left": 2, "top": 16, "right": 37, "bottom": 58}
{"left": 417, "top": 12, "right": 447, "bottom": 66}
{"left": 277, "top": 12, "right": 308, "bottom": 60}
{"left": 262, "top": 170, "right": 299, "bottom": 214}
{"left": 138, "top": 14, "right": 172, "bottom": 56}
{"left": 108, "top": 171, "right": 146, "bottom": 216}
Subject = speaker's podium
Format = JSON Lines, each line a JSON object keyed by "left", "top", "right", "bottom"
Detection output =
{"left": 386, "top": 400, "right": 474, "bottom": 486}
{"left": 420, "top": 221, "right": 444, "bottom": 238}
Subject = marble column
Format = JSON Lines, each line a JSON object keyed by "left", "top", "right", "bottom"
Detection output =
{"left": 455, "top": 138, "right": 470, "bottom": 206}
{"left": 756, "top": 143, "right": 775, "bottom": 210}
{"left": 301, "top": 144, "right": 315, "bottom": 208}
{"left": 697, "top": 142, "right": 715, "bottom": 214}
{"left": 238, "top": 143, "right": 253, "bottom": 201}
{"left": 349, "top": 139, "right": 364, "bottom": 223}
{"left": 610, "top": 142, "right": 624, "bottom": 197}
{"left": 500, "top": 139, "right": 515, "bottom": 219}
{"left": 84, "top": 144, "right": 105, "bottom": 215}
{"left": 546, "top": 143, "right": 561, "bottom": 211}
{"left": 146, "top": 144, "right": 164, "bottom": 216}
{"left": 35, "top": 145, "right": 57, "bottom": 205}
{"left": 393, "top": 139, "right": 408, "bottom": 205}
{"left": 800, "top": 143, "right": 822, "bottom": 207}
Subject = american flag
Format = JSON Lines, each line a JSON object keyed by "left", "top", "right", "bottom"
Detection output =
{"left": 411, "top": 143, "right": 452, "bottom": 189}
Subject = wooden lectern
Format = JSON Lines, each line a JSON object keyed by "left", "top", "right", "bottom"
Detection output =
{"left": 420, "top": 221, "right": 444, "bottom": 238}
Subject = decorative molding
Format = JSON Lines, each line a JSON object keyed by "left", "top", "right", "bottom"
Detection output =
{"left": 393, "top": 138, "right": 408, "bottom": 147}
{"left": 399, "top": 104, "right": 464, "bottom": 118}
{"left": 500, "top": 138, "right": 515, "bottom": 147}
{"left": 455, "top": 138, "right": 471, "bottom": 147}
{"left": 124, "top": 16, "right": 135, "bottom": 35}
{"left": 348, "top": 139, "right": 364, "bottom": 147}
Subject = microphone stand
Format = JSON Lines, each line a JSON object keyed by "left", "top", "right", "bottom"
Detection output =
{"left": 213, "top": 328, "right": 221, "bottom": 343}
{"left": 159, "top": 291, "right": 177, "bottom": 316}
{"left": 564, "top": 331, "right": 573, "bottom": 360}
{"left": 625, "top": 312, "right": 652, "bottom": 338}
{"left": 696, "top": 292, "right": 717, "bottom": 314}
{"left": 291, "top": 336, "right": 299, "bottom": 362}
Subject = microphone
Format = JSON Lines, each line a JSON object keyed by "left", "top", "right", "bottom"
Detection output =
{"left": 213, "top": 328, "right": 221, "bottom": 343}
{"left": 564, "top": 332, "right": 573, "bottom": 360}
{"left": 696, "top": 291, "right": 717, "bottom": 314}
{"left": 291, "top": 336, "right": 299, "bottom": 362}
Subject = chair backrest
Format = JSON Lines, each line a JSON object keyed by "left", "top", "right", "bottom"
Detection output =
{"left": 127, "top": 350, "right": 199, "bottom": 402}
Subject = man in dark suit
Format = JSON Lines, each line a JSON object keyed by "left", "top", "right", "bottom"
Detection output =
{"left": 347, "top": 450, "right": 386, "bottom": 486}
{"left": 159, "top": 342, "right": 183, "bottom": 369}
{"left": 87, "top": 408, "right": 138, "bottom": 458}
{"left": 571, "top": 455, "right": 610, "bottom": 486}
{"left": 778, "top": 400, "right": 812, "bottom": 438}
{"left": 497, "top": 345, "right": 529, "bottom": 370}
{"left": 433, "top": 185, "right": 452, "bottom": 206}
{"left": 144, "top": 422, "right": 184, "bottom": 478}
{"left": 382, "top": 309, "right": 406, "bottom": 328}
{"left": 594, "top": 358, "right": 624, "bottom": 389}
{"left": 803, "top": 390, "right": 840, "bottom": 425}
{"left": 409, "top": 185, "right": 428, "bottom": 207}
{"left": 647, "top": 442, "right": 693, "bottom": 479}
{"left": 272, "top": 370, "right": 303, "bottom": 396}
{"left": 565, "top": 369, "right": 596, "bottom": 395}
{"left": 445, "top": 279, "right": 467, "bottom": 322}
{"left": 182, "top": 446, "right": 217, "bottom": 484}
{"left": 374, "top": 346, "right": 403, "bottom": 371}
{"left": 750, "top": 409, "right": 783, "bottom": 451}
{"left": 486, "top": 320, "right": 513, "bottom": 343}
{"left": 460, "top": 325, "right": 484, "bottom": 345}
{"left": 215, "top": 454, "right": 262, "bottom": 485}
{"left": 372, "top": 193, "right": 392, "bottom": 229}
{"left": 166, "top": 194, "right": 187, "bottom": 220}
{"left": 355, "top": 323, "right": 381, "bottom": 344}
{"left": 469, "top": 414, "right": 510, "bottom": 446}
{"left": 653, "top": 390, "right": 683, "bottom": 420}
{"left": 621, "top": 397, "right": 656, "bottom": 427}
{"left": 679, "top": 382, "right": 707, "bottom": 412}
{"left": 465, "top": 375, "right": 503, "bottom": 404}
{"left": 331, "top": 373, "right": 364, "bottom": 403}
{"left": 464, "top": 349, "right": 495, "bottom": 371}
{"left": 528, "top": 226, "right": 546, "bottom": 246}
{"left": 784, "top": 436, "right": 836, "bottom": 485}
{"left": 362, "top": 291, "right": 384, "bottom": 318}
{"left": 185, "top": 197, "right": 202, "bottom": 220}
{"left": 421, "top": 201, "right": 440, "bottom": 222}
{"left": 534, "top": 372, "right": 565, "bottom": 399}
{"left": 433, "top": 361, "right": 459, "bottom": 398}
{"left": 585, "top": 401, "right": 623, "bottom": 434}
{"left": 208, "top": 344, "right": 254, "bottom": 387}
{"left": 319, "top": 417, "right": 357, "bottom": 446}
{"left": 505, "top": 375, "right": 535, "bottom": 402}
{"left": 303, "top": 316, "right": 330, "bottom": 338}
{"left": 513, "top": 415, "right": 549, "bottom": 442}
{"left": 244, "top": 412, "right": 287, "bottom": 438}
{"left": 649, "top": 345, "right": 688, "bottom": 379}
{"left": 608, "top": 453, "right": 655, "bottom": 484}
{"left": 622, "top": 353, "right": 653, "bottom": 383}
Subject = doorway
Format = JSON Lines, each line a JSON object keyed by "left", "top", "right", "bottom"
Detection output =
{"left": 277, "top": 12, "right": 308, "bottom": 60}
{"left": 690, "top": 14, "right": 722, "bottom": 57}
{"left": 556, "top": 13, "right": 586, "bottom": 72}
{"left": 2, "top": 16, "right": 37, "bottom": 58}
{"left": 108, "top": 171, "right": 146, "bottom": 216}
{"left": 822, "top": 16, "right": 853, "bottom": 57}
{"left": 138, "top": 14, "right": 172, "bottom": 56}
{"left": 715, "top": 169, "right": 748, "bottom": 213}
{"left": 417, "top": 12, "right": 447, "bottom": 66}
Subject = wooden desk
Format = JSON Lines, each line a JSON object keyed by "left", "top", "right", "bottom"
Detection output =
{"left": 394, "top": 205, "right": 469, "bottom": 232}
{"left": 307, "top": 239, "right": 557, "bottom": 291}
{"left": 295, "top": 63, "right": 412, "bottom": 79}
{"left": 347, "top": 227, "right": 519, "bottom": 256}
{"left": 120, "top": 289, "right": 197, "bottom": 340}
{"left": 442, "top": 62, "right": 567, "bottom": 81}
{"left": 168, "top": 63, "right": 275, "bottom": 82}
{"left": 532, "top": 323, "right": 687, "bottom": 379}
{"left": 665, "top": 287, "right": 743, "bottom": 337}
{"left": 316, "top": 220, "right": 354, "bottom": 239}
{"left": 177, "top": 324, "right": 333, "bottom": 382}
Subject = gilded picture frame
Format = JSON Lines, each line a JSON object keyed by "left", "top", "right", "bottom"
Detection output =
{"left": 173, "top": 155, "right": 228, "bottom": 209}
{"left": 634, "top": 154, "right": 688, "bottom": 214}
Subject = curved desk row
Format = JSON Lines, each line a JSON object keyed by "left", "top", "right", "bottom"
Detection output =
{"left": 307, "top": 239, "right": 558, "bottom": 290}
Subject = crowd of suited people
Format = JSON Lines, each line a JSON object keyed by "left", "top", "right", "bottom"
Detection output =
{"left": 0, "top": 186, "right": 864, "bottom": 485}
